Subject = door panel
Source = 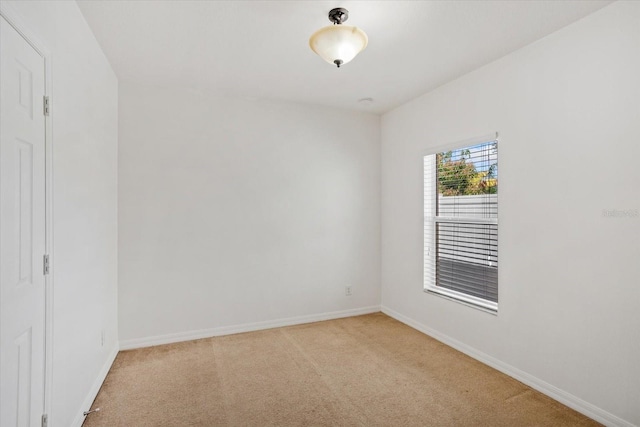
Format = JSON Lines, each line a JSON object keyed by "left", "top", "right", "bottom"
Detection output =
{"left": 1, "top": 15, "right": 47, "bottom": 427}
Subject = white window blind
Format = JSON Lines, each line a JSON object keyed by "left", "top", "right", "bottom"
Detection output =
{"left": 424, "top": 138, "right": 498, "bottom": 311}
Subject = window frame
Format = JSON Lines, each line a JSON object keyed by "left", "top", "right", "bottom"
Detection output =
{"left": 423, "top": 133, "right": 499, "bottom": 314}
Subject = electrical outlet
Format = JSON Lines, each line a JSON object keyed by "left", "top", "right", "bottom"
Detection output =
{"left": 345, "top": 286, "right": 352, "bottom": 296}
{"left": 101, "top": 330, "right": 105, "bottom": 347}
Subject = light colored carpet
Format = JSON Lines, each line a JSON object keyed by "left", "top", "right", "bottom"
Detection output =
{"left": 83, "top": 313, "right": 599, "bottom": 426}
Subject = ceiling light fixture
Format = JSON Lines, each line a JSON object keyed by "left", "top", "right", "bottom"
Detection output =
{"left": 309, "top": 8, "right": 368, "bottom": 68}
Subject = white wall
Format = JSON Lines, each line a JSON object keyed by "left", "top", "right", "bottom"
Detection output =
{"left": 381, "top": 2, "right": 639, "bottom": 426}
{"left": 2, "top": 2, "right": 119, "bottom": 426}
{"left": 118, "top": 82, "right": 380, "bottom": 345}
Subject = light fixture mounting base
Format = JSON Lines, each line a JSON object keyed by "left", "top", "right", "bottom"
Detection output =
{"left": 328, "top": 8, "right": 349, "bottom": 25}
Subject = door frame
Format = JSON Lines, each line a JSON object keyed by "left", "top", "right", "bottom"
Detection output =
{"left": 0, "top": 3, "right": 54, "bottom": 421}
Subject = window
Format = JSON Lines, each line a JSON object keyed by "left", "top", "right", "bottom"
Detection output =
{"left": 424, "top": 136, "right": 498, "bottom": 312}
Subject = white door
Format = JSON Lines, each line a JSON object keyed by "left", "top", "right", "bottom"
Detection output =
{"left": 0, "top": 15, "right": 47, "bottom": 427}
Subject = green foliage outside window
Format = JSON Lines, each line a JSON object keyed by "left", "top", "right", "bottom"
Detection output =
{"left": 437, "top": 144, "right": 497, "bottom": 196}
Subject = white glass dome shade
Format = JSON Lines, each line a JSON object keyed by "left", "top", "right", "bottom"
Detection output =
{"left": 309, "top": 25, "right": 368, "bottom": 67}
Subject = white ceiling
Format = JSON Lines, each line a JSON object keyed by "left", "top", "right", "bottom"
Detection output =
{"left": 77, "top": 0, "right": 612, "bottom": 114}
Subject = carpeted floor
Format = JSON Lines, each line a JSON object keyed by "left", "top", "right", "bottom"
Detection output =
{"left": 83, "top": 313, "right": 600, "bottom": 426}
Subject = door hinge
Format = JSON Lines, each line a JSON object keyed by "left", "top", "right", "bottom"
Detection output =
{"left": 43, "top": 96, "right": 50, "bottom": 116}
{"left": 43, "top": 254, "right": 50, "bottom": 275}
{"left": 42, "top": 414, "right": 48, "bottom": 427}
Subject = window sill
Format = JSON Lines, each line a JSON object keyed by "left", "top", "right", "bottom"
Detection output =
{"left": 425, "top": 286, "right": 498, "bottom": 315}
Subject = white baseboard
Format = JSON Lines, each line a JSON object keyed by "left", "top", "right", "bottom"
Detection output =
{"left": 119, "top": 305, "right": 382, "bottom": 351}
{"left": 381, "top": 306, "right": 635, "bottom": 427}
{"left": 70, "top": 345, "right": 119, "bottom": 427}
